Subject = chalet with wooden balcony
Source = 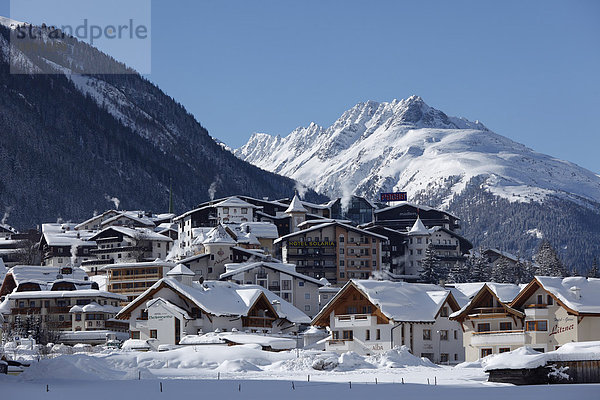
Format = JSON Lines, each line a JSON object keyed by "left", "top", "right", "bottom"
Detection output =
{"left": 451, "top": 277, "right": 600, "bottom": 361}
{"left": 449, "top": 283, "right": 524, "bottom": 361}
{"left": 116, "top": 265, "right": 310, "bottom": 346}
{"left": 312, "top": 280, "right": 465, "bottom": 363}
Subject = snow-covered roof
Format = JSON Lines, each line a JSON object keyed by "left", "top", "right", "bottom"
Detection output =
{"left": 315, "top": 280, "right": 457, "bottom": 324}
{"left": 119, "top": 278, "right": 310, "bottom": 324}
{"left": 529, "top": 276, "right": 600, "bottom": 314}
{"left": 4, "top": 289, "right": 126, "bottom": 301}
{"left": 352, "top": 280, "right": 457, "bottom": 322}
{"left": 167, "top": 264, "right": 195, "bottom": 276}
{"left": 2, "top": 265, "right": 89, "bottom": 289}
{"left": 147, "top": 297, "right": 191, "bottom": 319}
{"left": 41, "top": 225, "right": 96, "bottom": 247}
{"left": 220, "top": 261, "right": 327, "bottom": 286}
{"left": 374, "top": 201, "right": 460, "bottom": 220}
{"left": 90, "top": 226, "right": 172, "bottom": 242}
{"left": 178, "top": 253, "right": 210, "bottom": 264}
{"left": 483, "top": 248, "right": 519, "bottom": 262}
{"left": 285, "top": 194, "right": 308, "bottom": 213}
{"left": 202, "top": 225, "right": 236, "bottom": 245}
{"left": 0, "top": 223, "right": 17, "bottom": 234}
{"left": 297, "top": 219, "right": 352, "bottom": 228}
{"left": 274, "top": 221, "right": 388, "bottom": 244}
{"left": 98, "top": 260, "right": 176, "bottom": 271}
{"left": 100, "top": 212, "right": 156, "bottom": 228}
{"left": 449, "top": 282, "right": 524, "bottom": 319}
{"left": 407, "top": 217, "right": 429, "bottom": 235}
{"left": 191, "top": 227, "right": 215, "bottom": 245}
{"left": 484, "top": 341, "right": 600, "bottom": 371}
{"left": 213, "top": 197, "right": 262, "bottom": 209}
{"left": 236, "top": 222, "right": 279, "bottom": 239}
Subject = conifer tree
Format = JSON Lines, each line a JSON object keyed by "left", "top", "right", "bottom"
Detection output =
{"left": 534, "top": 240, "right": 566, "bottom": 277}
{"left": 468, "top": 249, "right": 490, "bottom": 282}
{"left": 588, "top": 258, "right": 599, "bottom": 278}
{"left": 419, "top": 243, "right": 443, "bottom": 284}
{"left": 491, "top": 257, "right": 517, "bottom": 283}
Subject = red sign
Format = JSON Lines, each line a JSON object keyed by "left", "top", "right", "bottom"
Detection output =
{"left": 380, "top": 192, "right": 407, "bottom": 202}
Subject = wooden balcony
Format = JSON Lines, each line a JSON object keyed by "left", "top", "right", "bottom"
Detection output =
{"left": 11, "top": 307, "right": 41, "bottom": 315}
{"left": 471, "top": 307, "right": 506, "bottom": 314}
{"left": 48, "top": 306, "right": 72, "bottom": 313}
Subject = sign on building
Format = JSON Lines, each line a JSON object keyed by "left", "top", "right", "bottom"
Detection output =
{"left": 380, "top": 192, "right": 407, "bottom": 202}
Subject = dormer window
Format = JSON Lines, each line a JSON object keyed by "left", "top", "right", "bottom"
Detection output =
{"left": 223, "top": 207, "right": 229, "bottom": 214}
{"left": 241, "top": 208, "right": 248, "bottom": 214}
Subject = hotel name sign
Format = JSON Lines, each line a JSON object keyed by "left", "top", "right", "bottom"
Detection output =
{"left": 289, "top": 241, "right": 336, "bottom": 248}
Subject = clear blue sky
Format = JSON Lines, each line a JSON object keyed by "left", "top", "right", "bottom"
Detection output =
{"left": 3, "top": 1, "right": 600, "bottom": 173}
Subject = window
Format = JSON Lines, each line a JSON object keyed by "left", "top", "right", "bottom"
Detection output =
{"left": 223, "top": 207, "right": 229, "bottom": 214}
{"left": 417, "top": 249, "right": 422, "bottom": 255}
{"left": 376, "top": 329, "right": 381, "bottom": 340}
{"left": 340, "top": 248, "right": 344, "bottom": 255}
{"left": 440, "top": 353, "right": 449, "bottom": 363}
{"left": 241, "top": 208, "right": 248, "bottom": 214}
{"left": 423, "top": 329, "right": 431, "bottom": 340}
{"left": 131, "top": 331, "right": 140, "bottom": 339}
{"left": 481, "top": 348, "right": 493, "bottom": 357}
{"left": 332, "top": 331, "right": 339, "bottom": 340}
{"left": 59, "top": 315, "right": 65, "bottom": 321}
{"left": 526, "top": 320, "right": 548, "bottom": 331}
{"left": 417, "top": 238, "right": 422, "bottom": 244}
{"left": 339, "top": 272, "right": 345, "bottom": 278}
{"left": 499, "top": 348, "right": 511, "bottom": 353}
{"left": 439, "top": 330, "right": 448, "bottom": 341}
{"left": 454, "top": 330, "right": 458, "bottom": 340}
{"left": 304, "top": 305, "right": 311, "bottom": 312}
{"left": 477, "top": 323, "right": 491, "bottom": 332}
{"left": 298, "top": 281, "right": 304, "bottom": 287}
{"left": 499, "top": 322, "right": 512, "bottom": 331}
{"left": 75, "top": 314, "right": 81, "bottom": 321}
{"left": 537, "top": 294, "right": 543, "bottom": 305}
{"left": 440, "top": 307, "right": 448, "bottom": 317}
{"left": 340, "top": 260, "right": 345, "bottom": 266}
{"left": 533, "top": 348, "right": 545, "bottom": 353}
{"left": 305, "top": 293, "right": 310, "bottom": 299}
{"left": 547, "top": 295, "right": 553, "bottom": 306}
{"left": 342, "top": 330, "right": 353, "bottom": 340}
{"left": 282, "top": 280, "right": 291, "bottom": 290}
{"left": 323, "top": 295, "right": 328, "bottom": 300}
{"left": 365, "top": 330, "right": 370, "bottom": 341}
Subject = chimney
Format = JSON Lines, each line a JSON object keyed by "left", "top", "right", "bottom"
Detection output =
{"left": 570, "top": 286, "right": 581, "bottom": 300}
{"left": 271, "top": 300, "right": 281, "bottom": 315}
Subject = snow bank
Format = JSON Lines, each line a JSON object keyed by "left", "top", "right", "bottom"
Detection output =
{"left": 366, "top": 346, "right": 438, "bottom": 368}
{"left": 483, "top": 342, "right": 600, "bottom": 371}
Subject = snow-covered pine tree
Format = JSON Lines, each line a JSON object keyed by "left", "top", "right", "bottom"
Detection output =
{"left": 491, "top": 257, "right": 517, "bottom": 283}
{"left": 534, "top": 240, "right": 566, "bottom": 277}
{"left": 468, "top": 250, "right": 490, "bottom": 282}
{"left": 419, "top": 243, "right": 443, "bottom": 284}
{"left": 447, "top": 259, "right": 470, "bottom": 283}
{"left": 588, "top": 258, "right": 599, "bottom": 278}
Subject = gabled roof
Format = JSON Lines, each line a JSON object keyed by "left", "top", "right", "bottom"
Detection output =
{"left": 147, "top": 297, "right": 191, "bottom": 319}
{"left": 449, "top": 283, "right": 524, "bottom": 321}
{"left": 100, "top": 212, "right": 156, "bottom": 228}
{"left": 482, "top": 248, "right": 519, "bottom": 263}
{"left": 285, "top": 194, "right": 307, "bottom": 213}
{"left": 117, "top": 278, "right": 310, "bottom": 324}
{"left": 220, "top": 261, "right": 328, "bottom": 286}
{"left": 202, "top": 225, "right": 236, "bottom": 245}
{"left": 511, "top": 276, "right": 600, "bottom": 315}
{"left": 89, "top": 226, "right": 172, "bottom": 242}
{"left": 274, "top": 221, "right": 388, "bottom": 244}
{"left": 313, "top": 279, "right": 461, "bottom": 325}
{"left": 74, "top": 210, "right": 120, "bottom": 230}
{"left": 213, "top": 196, "right": 262, "bottom": 209}
{"left": 167, "top": 264, "right": 195, "bottom": 276}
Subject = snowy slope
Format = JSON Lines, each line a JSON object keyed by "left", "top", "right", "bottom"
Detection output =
{"left": 235, "top": 96, "right": 600, "bottom": 207}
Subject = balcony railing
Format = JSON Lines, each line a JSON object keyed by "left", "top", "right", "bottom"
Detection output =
{"left": 471, "top": 307, "right": 506, "bottom": 314}
{"left": 526, "top": 304, "right": 547, "bottom": 309}
{"left": 472, "top": 329, "right": 522, "bottom": 335}
{"left": 48, "top": 306, "right": 72, "bottom": 314}
{"left": 11, "top": 307, "right": 41, "bottom": 314}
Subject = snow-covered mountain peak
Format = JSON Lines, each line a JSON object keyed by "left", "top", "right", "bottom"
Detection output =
{"left": 234, "top": 96, "right": 600, "bottom": 209}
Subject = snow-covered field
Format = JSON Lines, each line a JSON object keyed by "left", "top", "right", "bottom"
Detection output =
{"left": 1, "top": 345, "right": 598, "bottom": 399}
